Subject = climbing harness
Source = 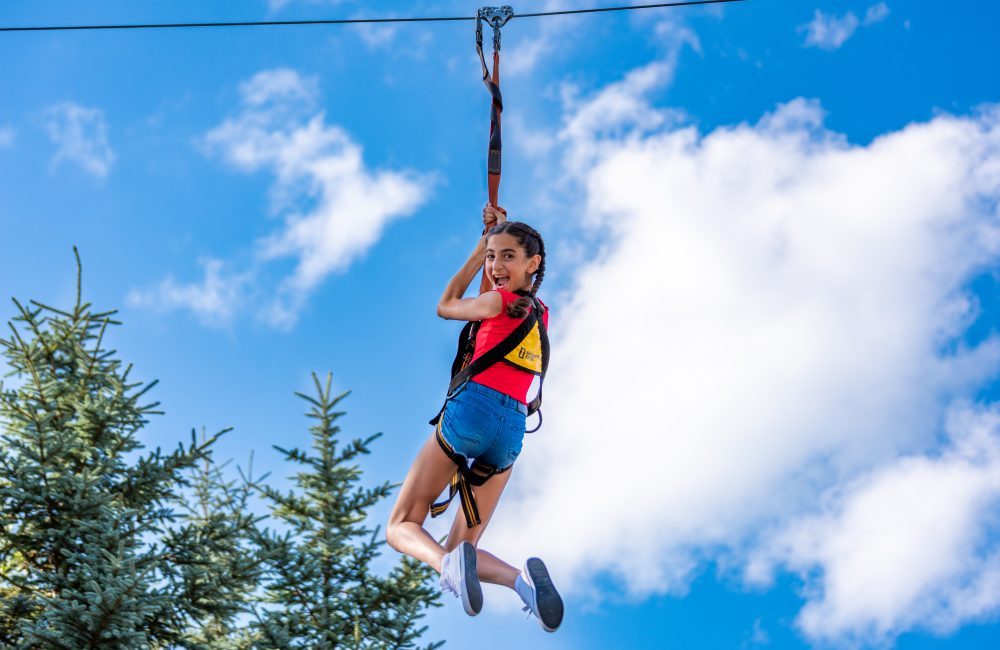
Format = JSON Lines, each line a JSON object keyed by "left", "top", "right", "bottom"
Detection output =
{"left": 430, "top": 423, "right": 513, "bottom": 528}
{"left": 429, "top": 291, "right": 550, "bottom": 528}
{"left": 429, "top": 291, "right": 549, "bottom": 429}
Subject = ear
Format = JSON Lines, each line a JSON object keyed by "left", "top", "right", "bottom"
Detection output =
{"left": 527, "top": 254, "right": 542, "bottom": 274}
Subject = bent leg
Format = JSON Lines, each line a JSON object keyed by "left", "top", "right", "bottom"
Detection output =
{"left": 445, "top": 468, "right": 520, "bottom": 588}
{"left": 386, "top": 432, "right": 460, "bottom": 572}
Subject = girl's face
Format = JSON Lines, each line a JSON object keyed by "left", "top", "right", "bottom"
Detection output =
{"left": 485, "top": 232, "right": 540, "bottom": 292}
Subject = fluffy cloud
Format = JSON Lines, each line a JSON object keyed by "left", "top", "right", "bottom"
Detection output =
{"left": 799, "top": 3, "right": 890, "bottom": 51}
{"left": 352, "top": 23, "right": 398, "bottom": 50}
{"left": 756, "top": 403, "right": 1000, "bottom": 643}
{"left": 503, "top": 1, "right": 703, "bottom": 77}
{"left": 865, "top": 2, "right": 891, "bottom": 26}
{"left": 502, "top": 0, "right": 576, "bottom": 77}
{"left": 126, "top": 258, "right": 249, "bottom": 327}
{"left": 485, "top": 58, "right": 1000, "bottom": 645}
{"left": 44, "top": 103, "right": 115, "bottom": 178}
{"left": 132, "top": 68, "right": 430, "bottom": 328}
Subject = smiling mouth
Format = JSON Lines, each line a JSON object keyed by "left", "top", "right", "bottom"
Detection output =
{"left": 493, "top": 275, "right": 509, "bottom": 288}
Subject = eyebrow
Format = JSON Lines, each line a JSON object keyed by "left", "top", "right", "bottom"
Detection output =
{"left": 486, "top": 247, "right": 518, "bottom": 254}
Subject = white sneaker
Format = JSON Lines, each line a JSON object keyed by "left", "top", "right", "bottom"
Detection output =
{"left": 519, "top": 557, "right": 563, "bottom": 632}
{"left": 439, "top": 541, "right": 483, "bottom": 616}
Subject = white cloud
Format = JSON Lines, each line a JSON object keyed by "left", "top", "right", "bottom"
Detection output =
{"left": 44, "top": 103, "right": 115, "bottom": 178}
{"left": 126, "top": 258, "right": 249, "bottom": 328}
{"left": 799, "top": 10, "right": 860, "bottom": 50}
{"left": 0, "top": 124, "right": 13, "bottom": 148}
{"left": 504, "top": 1, "right": 704, "bottom": 77}
{"left": 205, "top": 68, "right": 430, "bottom": 326}
{"left": 237, "top": 67, "right": 317, "bottom": 109}
{"left": 864, "top": 2, "right": 891, "bottom": 26}
{"left": 799, "top": 3, "right": 890, "bottom": 50}
{"left": 352, "top": 23, "right": 398, "bottom": 50}
{"left": 761, "top": 403, "right": 1000, "bottom": 643}
{"left": 132, "top": 68, "right": 430, "bottom": 329}
{"left": 483, "top": 56, "right": 1000, "bottom": 646}
{"left": 502, "top": 0, "right": 576, "bottom": 77}
{"left": 654, "top": 18, "right": 702, "bottom": 56}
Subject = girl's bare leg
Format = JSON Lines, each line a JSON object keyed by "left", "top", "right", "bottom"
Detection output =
{"left": 386, "top": 432, "right": 461, "bottom": 573}
{"left": 444, "top": 469, "right": 520, "bottom": 589}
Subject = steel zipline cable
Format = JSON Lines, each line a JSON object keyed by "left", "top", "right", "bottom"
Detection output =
{"left": 0, "top": 0, "right": 745, "bottom": 33}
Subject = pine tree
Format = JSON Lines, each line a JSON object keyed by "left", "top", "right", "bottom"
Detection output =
{"left": 0, "top": 252, "right": 249, "bottom": 648}
{"left": 1, "top": 253, "right": 443, "bottom": 648}
{"left": 248, "top": 373, "right": 442, "bottom": 649}
{"left": 165, "top": 448, "right": 265, "bottom": 650}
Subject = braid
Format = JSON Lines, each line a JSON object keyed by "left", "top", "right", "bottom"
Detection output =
{"left": 487, "top": 220, "right": 546, "bottom": 319}
{"left": 528, "top": 227, "right": 545, "bottom": 297}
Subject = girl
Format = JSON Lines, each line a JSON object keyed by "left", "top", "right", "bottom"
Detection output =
{"left": 386, "top": 204, "right": 563, "bottom": 633}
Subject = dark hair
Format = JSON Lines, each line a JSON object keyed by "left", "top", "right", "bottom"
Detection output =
{"left": 487, "top": 220, "right": 546, "bottom": 319}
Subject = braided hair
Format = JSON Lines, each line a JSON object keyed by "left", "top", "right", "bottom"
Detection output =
{"left": 487, "top": 220, "right": 546, "bottom": 319}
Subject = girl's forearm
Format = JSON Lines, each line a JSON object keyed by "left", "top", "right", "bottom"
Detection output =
{"left": 439, "top": 236, "right": 488, "bottom": 305}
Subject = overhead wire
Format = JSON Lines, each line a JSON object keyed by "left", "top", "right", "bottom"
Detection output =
{"left": 0, "top": 0, "right": 745, "bottom": 33}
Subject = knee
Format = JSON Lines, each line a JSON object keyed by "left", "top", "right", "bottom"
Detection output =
{"left": 385, "top": 519, "right": 402, "bottom": 552}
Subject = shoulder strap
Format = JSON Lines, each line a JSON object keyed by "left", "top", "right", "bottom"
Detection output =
{"left": 524, "top": 296, "right": 549, "bottom": 431}
{"left": 449, "top": 320, "right": 479, "bottom": 379}
{"left": 447, "top": 304, "right": 538, "bottom": 394}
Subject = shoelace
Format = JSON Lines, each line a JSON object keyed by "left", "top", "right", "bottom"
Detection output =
{"left": 440, "top": 573, "right": 460, "bottom": 597}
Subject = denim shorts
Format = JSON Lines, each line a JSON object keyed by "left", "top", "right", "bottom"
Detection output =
{"left": 439, "top": 380, "right": 527, "bottom": 469}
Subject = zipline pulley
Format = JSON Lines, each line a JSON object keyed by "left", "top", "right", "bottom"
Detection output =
{"left": 476, "top": 5, "right": 513, "bottom": 51}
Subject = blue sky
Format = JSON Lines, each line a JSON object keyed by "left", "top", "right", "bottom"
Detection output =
{"left": 2, "top": 1, "right": 1000, "bottom": 648}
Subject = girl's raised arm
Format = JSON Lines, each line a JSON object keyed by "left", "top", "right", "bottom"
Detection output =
{"left": 437, "top": 234, "right": 503, "bottom": 321}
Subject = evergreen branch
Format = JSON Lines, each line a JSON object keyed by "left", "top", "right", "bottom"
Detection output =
{"left": 73, "top": 245, "right": 83, "bottom": 313}
{"left": 83, "top": 316, "right": 111, "bottom": 384}
{"left": 15, "top": 298, "right": 60, "bottom": 372}
{"left": 7, "top": 307, "right": 52, "bottom": 414}
{"left": 25, "top": 301, "right": 75, "bottom": 319}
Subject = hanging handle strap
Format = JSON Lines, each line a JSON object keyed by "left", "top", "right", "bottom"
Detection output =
{"left": 476, "top": 6, "right": 512, "bottom": 206}
{"left": 475, "top": 6, "right": 513, "bottom": 293}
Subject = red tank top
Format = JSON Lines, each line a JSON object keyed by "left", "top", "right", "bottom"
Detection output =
{"left": 470, "top": 289, "right": 549, "bottom": 404}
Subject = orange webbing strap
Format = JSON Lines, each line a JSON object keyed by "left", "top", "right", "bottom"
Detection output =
{"left": 487, "top": 49, "right": 502, "bottom": 208}
{"left": 476, "top": 11, "right": 506, "bottom": 294}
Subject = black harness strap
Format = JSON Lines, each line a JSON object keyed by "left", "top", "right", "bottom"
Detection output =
{"left": 448, "top": 304, "right": 537, "bottom": 393}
